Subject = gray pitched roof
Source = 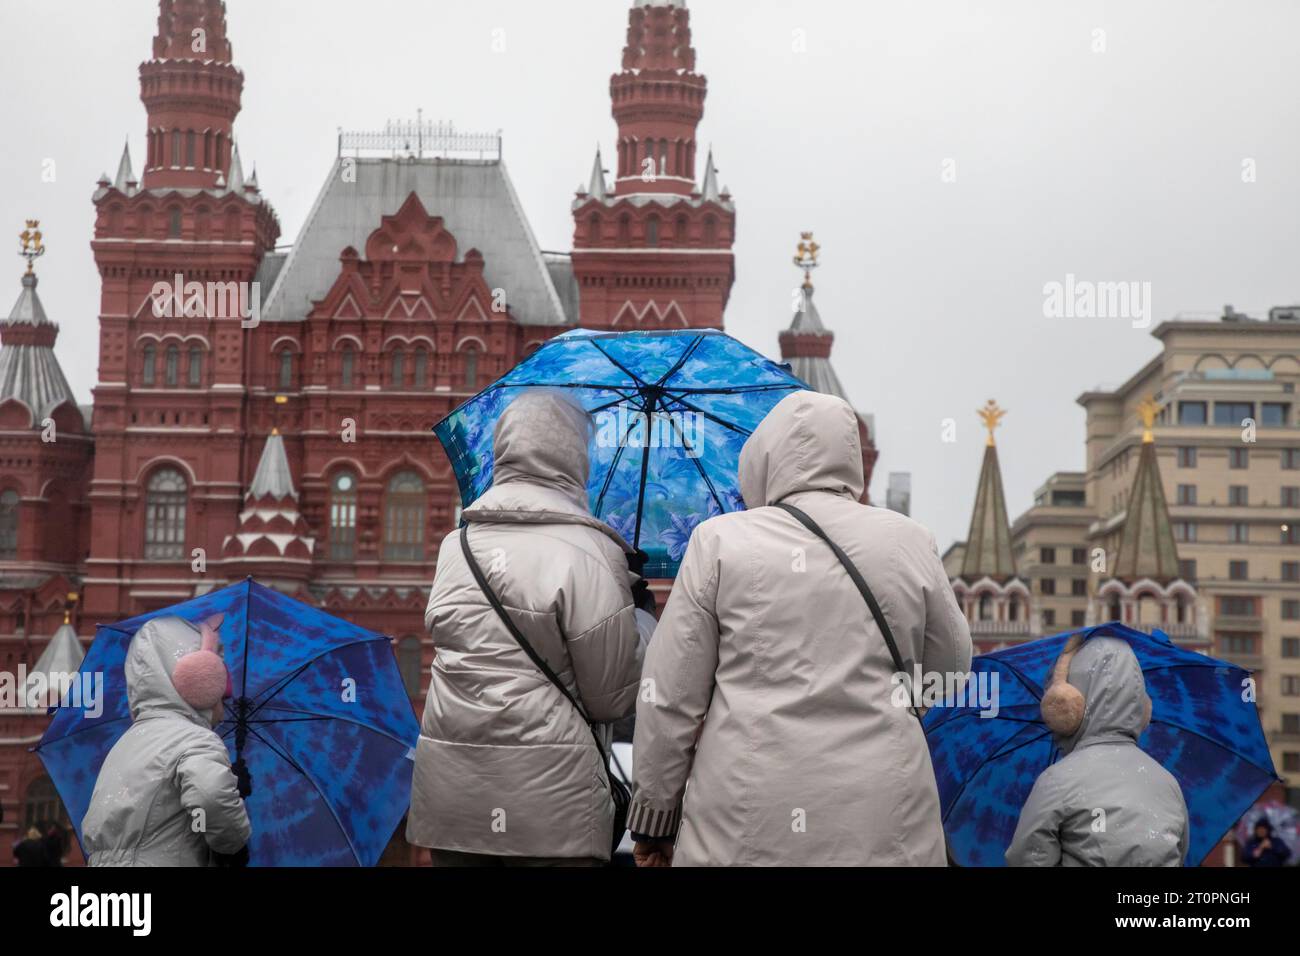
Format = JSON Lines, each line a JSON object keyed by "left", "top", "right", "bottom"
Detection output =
{"left": 6, "top": 273, "right": 49, "bottom": 326}
{"left": 249, "top": 431, "right": 297, "bottom": 499}
{"left": 0, "top": 273, "right": 79, "bottom": 425}
{"left": 543, "top": 252, "right": 580, "bottom": 324}
{"left": 782, "top": 286, "right": 844, "bottom": 398}
{"left": 261, "top": 157, "right": 569, "bottom": 326}
{"left": 789, "top": 285, "right": 826, "bottom": 333}
{"left": 30, "top": 622, "right": 85, "bottom": 682}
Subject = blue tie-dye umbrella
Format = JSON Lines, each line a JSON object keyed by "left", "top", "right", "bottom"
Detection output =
{"left": 435, "top": 328, "right": 809, "bottom": 578}
{"left": 924, "top": 623, "right": 1277, "bottom": 866}
{"left": 35, "top": 579, "right": 419, "bottom": 866}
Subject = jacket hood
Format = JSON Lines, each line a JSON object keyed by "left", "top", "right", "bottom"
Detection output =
{"left": 1057, "top": 636, "right": 1151, "bottom": 755}
{"left": 739, "top": 390, "right": 864, "bottom": 509}
{"left": 125, "top": 616, "right": 215, "bottom": 728}
{"left": 465, "top": 389, "right": 632, "bottom": 553}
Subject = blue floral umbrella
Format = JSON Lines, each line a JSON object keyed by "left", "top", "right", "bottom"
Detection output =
{"left": 924, "top": 622, "right": 1278, "bottom": 866}
{"left": 35, "top": 579, "right": 420, "bottom": 867}
{"left": 435, "top": 328, "right": 809, "bottom": 577}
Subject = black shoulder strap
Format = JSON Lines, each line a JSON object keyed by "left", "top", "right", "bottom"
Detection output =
{"left": 775, "top": 502, "right": 919, "bottom": 720}
{"left": 459, "top": 525, "right": 603, "bottom": 748}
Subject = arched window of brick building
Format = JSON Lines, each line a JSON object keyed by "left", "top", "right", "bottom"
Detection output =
{"left": 340, "top": 345, "right": 355, "bottom": 387}
{"left": 171, "top": 130, "right": 181, "bottom": 168}
{"left": 398, "top": 636, "right": 423, "bottom": 698}
{"left": 618, "top": 214, "right": 631, "bottom": 243}
{"left": 588, "top": 214, "right": 601, "bottom": 245}
{"left": 703, "top": 215, "right": 717, "bottom": 244}
{"left": 384, "top": 471, "right": 426, "bottom": 561}
{"left": 0, "top": 489, "right": 19, "bottom": 559}
{"left": 646, "top": 215, "right": 660, "bottom": 248}
{"left": 413, "top": 349, "right": 428, "bottom": 389}
{"left": 168, "top": 207, "right": 182, "bottom": 238}
{"left": 164, "top": 345, "right": 180, "bottom": 386}
{"left": 391, "top": 349, "right": 405, "bottom": 388}
{"left": 329, "top": 471, "right": 357, "bottom": 560}
{"left": 185, "top": 130, "right": 196, "bottom": 168}
{"left": 188, "top": 345, "right": 202, "bottom": 387}
{"left": 463, "top": 345, "right": 479, "bottom": 390}
{"left": 144, "top": 467, "right": 187, "bottom": 559}
{"left": 278, "top": 348, "right": 293, "bottom": 390}
{"left": 141, "top": 344, "right": 157, "bottom": 386}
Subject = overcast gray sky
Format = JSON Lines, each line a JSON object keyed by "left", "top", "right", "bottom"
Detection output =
{"left": 3, "top": 0, "right": 1298, "bottom": 551}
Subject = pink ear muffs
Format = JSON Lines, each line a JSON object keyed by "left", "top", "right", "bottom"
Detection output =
{"left": 1040, "top": 634, "right": 1086, "bottom": 736}
{"left": 172, "top": 613, "right": 231, "bottom": 712}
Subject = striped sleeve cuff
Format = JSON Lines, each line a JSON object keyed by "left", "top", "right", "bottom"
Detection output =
{"left": 626, "top": 799, "right": 682, "bottom": 839}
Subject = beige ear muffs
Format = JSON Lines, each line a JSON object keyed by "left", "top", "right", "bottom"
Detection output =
{"left": 1040, "top": 634, "right": 1086, "bottom": 736}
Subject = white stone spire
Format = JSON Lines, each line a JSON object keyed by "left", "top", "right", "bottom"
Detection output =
{"left": 587, "top": 147, "right": 608, "bottom": 201}
{"left": 700, "top": 149, "right": 719, "bottom": 201}
{"left": 113, "top": 141, "right": 136, "bottom": 193}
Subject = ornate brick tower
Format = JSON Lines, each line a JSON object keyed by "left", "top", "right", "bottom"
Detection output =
{"left": 571, "top": 0, "right": 736, "bottom": 329}
{"left": 139, "top": 0, "right": 243, "bottom": 190}
{"left": 84, "top": 0, "right": 279, "bottom": 623}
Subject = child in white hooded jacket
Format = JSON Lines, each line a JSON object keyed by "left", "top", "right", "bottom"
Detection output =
{"left": 82, "top": 615, "right": 251, "bottom": 867}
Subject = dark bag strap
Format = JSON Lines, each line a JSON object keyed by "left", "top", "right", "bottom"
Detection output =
{"left": 775, "top": 502, "right": 920, "bottom": 721}
{"left": 458, "top": 525, "right": 627, "bottom": 777}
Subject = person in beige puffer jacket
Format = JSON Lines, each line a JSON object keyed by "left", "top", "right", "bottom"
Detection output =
{"left": 407, "top": 390, "right": 645, "bottom": 866}
{"left": 629, "top": 390, "right": 972, "bottom": 866}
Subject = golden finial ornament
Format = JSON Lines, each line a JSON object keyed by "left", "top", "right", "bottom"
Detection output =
{"left": 977, "top": 400, "right": 1006, "bottom": 447}
{"left": 793, "top": 231, "right": 820, "bottom": 289}
{"left": 1137, "top": 394, "right": 1163, "bottom": 444}
{"left": 64, "top": 592, "right": 78, "bottom": 626}
{"left": 19, "top": 219, "right": 45, "bottom": 276}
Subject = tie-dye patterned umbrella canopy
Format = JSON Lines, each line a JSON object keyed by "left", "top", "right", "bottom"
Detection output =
{"left": 35, "top": 579, "right": 419, "bottom": 866}
{"left": 924, "top": 623, "right": 1277, "bottom": 866}
{"left": 434, "top": 328, "right": 809, "bottom": 578}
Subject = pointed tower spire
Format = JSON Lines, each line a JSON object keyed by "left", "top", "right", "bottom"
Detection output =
{"left": 587, "top": 147, "right": 607, "bottom": 201}
{"left": 248, "top": 429, "right": 296, "bottom": 500}
{"left": 140, "top": 0, "right": 244, "bottom": 189}
{"left": 222, "top": 428, "right": 315, "bottom": 579}
{"left": 226, "top": 142, "right": 244, "bottom": 193}
{"left": 2, "top": 224, "right": 79, "bottom": 427}
{"left": 1112, "top": 396, "right": 1181, "bottom": 581}
{"left": 114, "top": 141, "right": 136, "bottom": 193}
{"left": 777, "top": 234, "right": 877, "bottom": 502}
{"left": 700, "top": 149, "right": 720, "bottom": 201}
{"left": 959, "top": 401, "right": 1016, "bottom": 581}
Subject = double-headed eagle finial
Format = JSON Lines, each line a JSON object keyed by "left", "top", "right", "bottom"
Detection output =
{"left": 19, "top": 219, "right": 45, "bottom": 276}
{"left": 793, "top": 231, "right": 819, "bottom": 289}
{"left": 978, "top": 400, "right": 1006, "bottom": 447}
{"left": 1137, "top": 394, "right": 1163, "bottom": 444}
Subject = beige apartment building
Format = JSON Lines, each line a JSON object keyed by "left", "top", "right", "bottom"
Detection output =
{"left": 1076, "top": 308, "right": 1300, "bottom": 781}
{"left": 949, "top": 307, "right": 1299, "bottom": 786}
{"left": 1010, "top": 472, "right": 1092, "bottom": 635}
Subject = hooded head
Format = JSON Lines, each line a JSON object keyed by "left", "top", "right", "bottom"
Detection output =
{"left": 1040, "top": 635, "right": 1152, "bottom": 755}
{"left": 738, "top": 391, "right": 864, "bottom": 509}
{"left": 126, "top": 614, "right": 230, "bottom": 728}
{"left": 490, "top": 390, "right": 593, "bottom": 510}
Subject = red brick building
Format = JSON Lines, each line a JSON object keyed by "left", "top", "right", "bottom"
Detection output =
{"left": 1, "top": 0, "right": 876, "bottom": 863}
